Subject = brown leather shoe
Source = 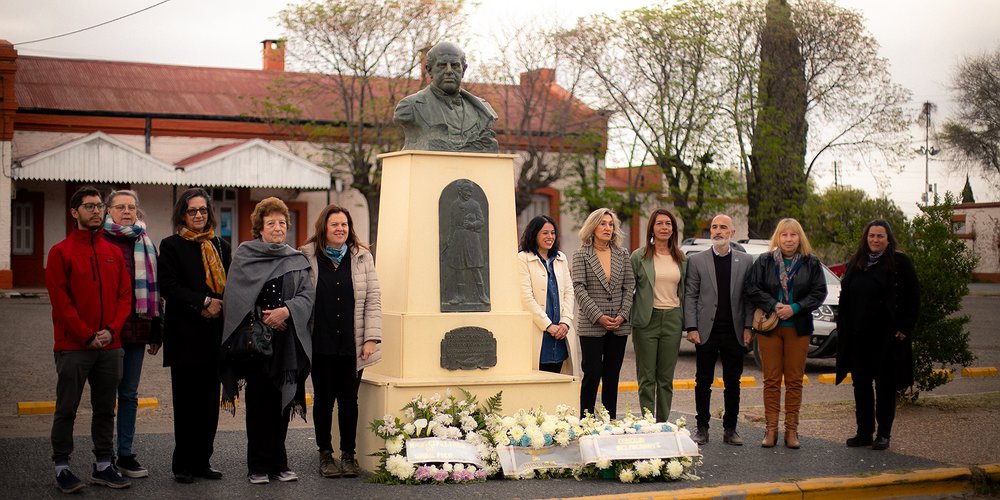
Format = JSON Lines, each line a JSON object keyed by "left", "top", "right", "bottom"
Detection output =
{"left": 723, "top": 428, "right": 743, "bottom": 446}
{"left": 319, "top": 452, "right": 342, "bottom": 478}
{"left": 784, "top": 431, "right": 800, "bottom": 449}
{"left": 761, "top": 429, "right": 778, "bottom": 448}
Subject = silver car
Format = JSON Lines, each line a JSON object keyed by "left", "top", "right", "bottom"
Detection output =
{"left": 679, "top": 239, "right": 840, "bottom": 367}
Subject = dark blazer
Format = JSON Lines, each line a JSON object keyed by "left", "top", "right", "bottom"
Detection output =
{"left": 572, "top": 245, "right": 636, "bottom": 337}
{"left": 683, "top": 248, "right": 754, "bottom": 345}
{"left": 745, "top": 252, "right": 828, "bottom": 336}
{"left": 835, "top": 252, "right": 919, "bottom": 388}
{"left": 158, "top": 234, "right": 231, "bottom": 367}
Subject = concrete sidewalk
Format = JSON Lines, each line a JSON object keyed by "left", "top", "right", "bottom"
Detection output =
{"left": 2, "top": 426, "right": 988, "bottom": 499}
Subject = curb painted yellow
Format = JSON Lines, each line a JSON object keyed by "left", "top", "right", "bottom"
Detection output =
{"left": 672, "top": 379, "right": 695, "bottom": 390}
{"left": 933, "top": 368, "right": 956, "bottom": 380}
{"left": 962, "top": 366, "right": 998, "bottom": 377}
{"left": 16, "top": 401, "right": 53, "bottom": 415}
{"left": 797, "top": 467, "right": 971, "bottom": 499}
{"left": 137, "top": 397, "right": 158, "bottom": 409}
{"left": 549, "top": 466, "right": 988, "bottom": 500}
{"left": 712, "top": 376, "right": 758, "bottom": 388}
{"left": 18, "top": 398, "right": 160, "bottom": 415}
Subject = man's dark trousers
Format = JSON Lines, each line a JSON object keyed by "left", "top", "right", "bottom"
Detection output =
{"left": 51, "top": 349, "right": 123, "bottom": 463}
{"left": 694, "top": 327, "right": 744, "bottom": 430}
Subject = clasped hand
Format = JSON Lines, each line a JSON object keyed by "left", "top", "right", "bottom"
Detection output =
{"left": 262, "top": 307, "right": 289, "bottom": 331}
{"left": 597, "top": 315, "right": 624, "bottom": 331}
{"left": 775, "top": 303, "right": 794, "bottom": 321}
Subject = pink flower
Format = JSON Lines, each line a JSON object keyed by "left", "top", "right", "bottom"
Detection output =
{"left": 432, "top": 469, "right": 449, "bottom": 482}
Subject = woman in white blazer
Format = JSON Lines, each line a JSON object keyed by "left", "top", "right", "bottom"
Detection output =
{"left": 517, "top": 215, "right": 578, "bottom": 376}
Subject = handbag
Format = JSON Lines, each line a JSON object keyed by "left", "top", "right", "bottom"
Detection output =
{"left": 228, "top": 306, "right": 274, "bottom": 359}
{"left": 752, "top": 307, "right": 779, "bottom": 333}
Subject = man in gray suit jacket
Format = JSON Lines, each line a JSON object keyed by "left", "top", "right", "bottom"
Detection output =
{"left": 683, "top": 214, "right": 753, "bottom": 446}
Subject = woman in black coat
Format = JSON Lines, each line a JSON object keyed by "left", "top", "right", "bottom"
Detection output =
{"left": 836, "top": 220, "right": 919, "bottom": 451}
{"left": 158, "top": 188, "right": 231, "bottom": 483}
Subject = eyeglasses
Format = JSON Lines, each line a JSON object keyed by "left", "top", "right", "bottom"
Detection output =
{"left": 185, "top": 208, "right": 209, "bottom": 216}
{"left": 78, "top": 203, "right": 106, "bottom": 212}
{"left": 110, "top": 204, "right": 138, "bottom": 212}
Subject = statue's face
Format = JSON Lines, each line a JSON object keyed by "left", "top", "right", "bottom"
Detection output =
{"left": 430, "top": 52, "right": 465, "bottom": 95}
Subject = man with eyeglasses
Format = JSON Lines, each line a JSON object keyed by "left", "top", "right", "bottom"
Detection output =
{"left": 45, "top": 186, "right": 133, "bottom": 493}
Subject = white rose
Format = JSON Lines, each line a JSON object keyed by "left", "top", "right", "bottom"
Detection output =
{"left": 403, "top": 423, "right": 416, "bottom": 435}
{"left": 597, "top": 459, "right": 611, "bottom": 469}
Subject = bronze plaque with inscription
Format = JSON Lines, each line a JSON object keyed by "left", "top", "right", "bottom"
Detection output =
{"left": 440, "top": 327, "right": 497, "bottom": 370}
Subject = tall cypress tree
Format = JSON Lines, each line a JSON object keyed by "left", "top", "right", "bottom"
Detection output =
{"left": 747, "top": 0, "right": 808, "bottom": 238}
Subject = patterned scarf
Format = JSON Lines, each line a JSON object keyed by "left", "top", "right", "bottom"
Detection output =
{"left": 865, "top": 250, "right": 885, "bottom": 270}
{"left": 772, "top": 249, "right": 803, "bottom": 305}
{"left": 103, "top": 216, "right": 160, "bottom": 318}
{"left": 178, "top": 226, "right": 227, "bottom": 294}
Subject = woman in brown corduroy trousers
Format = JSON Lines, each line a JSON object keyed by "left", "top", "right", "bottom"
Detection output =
{"left": 745, "top": 219, "right": 827, "bottom": 449}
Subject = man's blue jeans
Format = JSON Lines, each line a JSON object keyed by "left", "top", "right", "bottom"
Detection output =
{"left": 116, "top": 344, "right": 145, "bottom": 457}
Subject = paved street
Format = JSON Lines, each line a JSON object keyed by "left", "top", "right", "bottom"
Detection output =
{"left": 0, "top": 292, "right": 997, "bottom": 498}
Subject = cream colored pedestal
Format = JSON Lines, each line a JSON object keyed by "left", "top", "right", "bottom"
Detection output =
{"left": 354, "top": 151, "right": 578, "bottom": 470}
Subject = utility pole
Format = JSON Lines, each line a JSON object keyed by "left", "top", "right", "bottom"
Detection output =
{"left": 917, "top": 101, "right": 940, "bottom": 205}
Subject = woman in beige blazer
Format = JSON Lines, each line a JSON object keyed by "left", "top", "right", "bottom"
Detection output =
{"left": 572, "top": 208, "right": 635, "bottom": 419}
{"left": 517, "top": 215, "right": 579, "bottom": 377}
{"left": 300, "top": 205, "right": 381, "bottom": 479}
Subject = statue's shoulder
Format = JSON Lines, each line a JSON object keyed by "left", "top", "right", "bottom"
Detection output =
{"left": 395, "top": 87, "right": 432, "bottom": 122}
{"left": 461, "top": 89, "right": 498, "bottom": 120}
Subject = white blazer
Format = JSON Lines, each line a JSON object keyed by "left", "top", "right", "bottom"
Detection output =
{"left": 517, "top": 250, "right": 580, "bottom": 378}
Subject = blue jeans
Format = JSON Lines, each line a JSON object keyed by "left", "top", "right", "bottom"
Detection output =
{"left": 116, "top": 344, "right": 145, "bottom": 457}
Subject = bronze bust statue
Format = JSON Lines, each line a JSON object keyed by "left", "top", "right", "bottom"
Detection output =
{"left": 394, "top": 42, "right": 499, "bottom": 153}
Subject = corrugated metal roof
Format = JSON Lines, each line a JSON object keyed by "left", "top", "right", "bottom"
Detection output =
{"left": 13, "top": 131, "right": 178, "bottom": 185}
{"left": 179, "top": 139, "right": 330, "bottom": 189}
{"left": 14, "top": 56, "right": 605, "bottom": 137}
{"left": 12, "top": 132, "right": 330, "bottom": 189}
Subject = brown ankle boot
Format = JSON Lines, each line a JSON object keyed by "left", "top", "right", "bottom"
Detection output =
{"left": 784, "top": 430, "right": 800, "bottom": 449}
{"left": 761, "top": 429, "right": 778, "bottom": 448}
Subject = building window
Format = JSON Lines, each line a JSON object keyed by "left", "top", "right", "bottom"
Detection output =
{"left": 12, "top": 201, "right": 33, "bottom": 255}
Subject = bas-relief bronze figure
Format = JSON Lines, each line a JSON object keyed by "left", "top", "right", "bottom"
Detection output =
{"left": 439, "top": 179, "right": 490, "bottom": 312}
{"left": 394, "top": 42, "right": 499, "bottom": 153}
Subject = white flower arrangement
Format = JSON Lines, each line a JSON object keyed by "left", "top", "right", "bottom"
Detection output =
{"left": 368, "top": 389, "right": 502, "bottom": 484}
{"left": 371, "top": 395, "right": 700, "bottom": 485}
{"left": 579, "top": 408, "right": 701, "bottom": 483}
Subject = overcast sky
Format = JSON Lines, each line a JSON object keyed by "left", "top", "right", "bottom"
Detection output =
{"left": 3, "top": 0, "right": 999, "bottom": 215}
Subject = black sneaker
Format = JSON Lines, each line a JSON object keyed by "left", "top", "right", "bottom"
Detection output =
{"left": 91, "top": 463, "right": 130, "bottom": 489}
{"left": 115, "top": 455, "right": 149, "bottom": 478}
{"left": 56, "top": 468, "right": 85, "bottom": 494}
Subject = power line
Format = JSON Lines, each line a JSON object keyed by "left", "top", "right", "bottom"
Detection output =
{"left": 14, "top": 0, "right": 173, "bottom": 46}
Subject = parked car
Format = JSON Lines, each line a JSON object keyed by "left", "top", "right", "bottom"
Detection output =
{"left": 679, "top": 239, "right": 840, "bottom": 368}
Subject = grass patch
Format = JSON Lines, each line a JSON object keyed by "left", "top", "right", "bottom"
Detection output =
{"left": 908, "top": 391, "right": 1000, "bottom": 411}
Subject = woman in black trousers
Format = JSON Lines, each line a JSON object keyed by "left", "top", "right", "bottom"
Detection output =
{"left": 158, "top": 188, "right": 230, "bottom": 483}
{"left": 572, "top": 208, "right": 635, "bottom": 419}
{"left": 836, "top": 220, "right": 920, "bottom": 451}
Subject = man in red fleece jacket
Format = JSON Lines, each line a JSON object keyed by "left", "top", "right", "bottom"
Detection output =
{"left": 45, "top": 186, "right": 132, "bottom": 493}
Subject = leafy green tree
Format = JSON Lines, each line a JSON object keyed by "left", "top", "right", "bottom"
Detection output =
{"left": 941, "top": 48, "right": 1000, "bottom": 189}
{"left": 801, "top": 187, "right": 908, "bottom": 263}
{"left": 719, "top": 0, "right": 912, "bottom": 236}
{"left": 561, "top": 160, "right": 648, "bottom": 231}
{"left": 903, "top": 194, "right": 977, "bottom": 399}
{"left": 748, "top": 0, "right": 808, "bottom": 237}
{"left": 555, "top": 1, "right": 739, "bottom": 239}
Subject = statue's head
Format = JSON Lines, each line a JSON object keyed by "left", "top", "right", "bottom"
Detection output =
{"left": 426, "top": 42, "right": 467, "bottom": 95}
